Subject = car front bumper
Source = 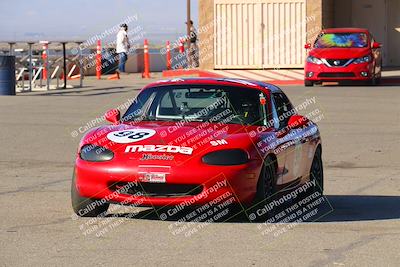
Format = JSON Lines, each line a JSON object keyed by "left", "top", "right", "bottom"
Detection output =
{"left": 74, "top": 158, "right": 262, "bottom": 207}
{"left": 305, "top": 61, "right": 374, "bottom": 82}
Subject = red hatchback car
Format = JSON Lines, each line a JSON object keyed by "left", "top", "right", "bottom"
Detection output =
{"left": 304, "top": 28, "right": 382, "bottom": 86}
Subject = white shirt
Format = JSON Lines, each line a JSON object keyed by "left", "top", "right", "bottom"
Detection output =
{"left": 116, "top": 29, "right": 129, "bottom": 53}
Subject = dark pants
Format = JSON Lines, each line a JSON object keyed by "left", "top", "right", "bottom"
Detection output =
{"left": 188, "top": 43, "right": 199, "bottom": 68}
{"left": 118, "top": 52, "right": 128, "bottom": 72}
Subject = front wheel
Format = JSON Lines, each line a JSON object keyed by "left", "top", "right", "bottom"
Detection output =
{"left": 375, "top": 76, "right": 381, "bottom": 85}
{"left": 309, "top": 146, "right": 324, "bottom": 194}
{"left": 255, "top": 157, "right": 277, "bottom": 203}
{"left": 71, "top": 170, "right": 109, "bottom": 217}
{"left": 247, "top": 157, "right": 278, "bottom": 221}
{"left": 367, "top": 73, "right": 381, "bottom": 86}
{"left": 304, "top": 80, "right": 314, "bottom": 87}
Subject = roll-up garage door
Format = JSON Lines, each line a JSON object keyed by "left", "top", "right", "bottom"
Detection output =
{"left": 214, "top": 0, "right": 306, "bottom": 69}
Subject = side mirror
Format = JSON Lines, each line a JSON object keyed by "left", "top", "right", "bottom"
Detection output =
{"left": 105, "top": 109, "right": 120, "bottom": 124}
{"left": 288, "top": 115, "right": 309, "bottom": 129}
{"left": 372, "top": 42, "right": 381, "bottom": 49}
{"left": 304, "top": 43, "right": 312, "bottom": 49}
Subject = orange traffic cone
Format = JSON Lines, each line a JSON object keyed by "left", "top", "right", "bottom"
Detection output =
{"left": 42, "top": 43, "right": 48, "bottom": 80}
{"left": 142, "top": 39, "right": 151, "bottom": 78}
{"left": 107, "top": 72, "right": 120, "bottom": 80}
{"left": 69, "top": 74, "right": 81, "bottom": 80}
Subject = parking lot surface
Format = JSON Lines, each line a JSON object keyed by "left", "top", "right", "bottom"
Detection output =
{"left": 1, "top": 76, "right": 399, "bottom": 266}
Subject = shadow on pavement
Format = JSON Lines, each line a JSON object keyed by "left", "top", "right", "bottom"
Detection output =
{"left": 316, "top": 195, "right": 400, "bottom": 222}
{"left": 107, "top": 195, "right": 400, "bottom": 223}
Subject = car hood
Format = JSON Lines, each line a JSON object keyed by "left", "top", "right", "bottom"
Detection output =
{"left": 80, "top": 121, "right": 265, "bottom": 162}
{"left": 309, "top": 47, "right": 370, "bottom": 59}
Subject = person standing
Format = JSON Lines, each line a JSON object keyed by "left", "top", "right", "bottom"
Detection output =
{"left": 116, "top": 23, "right": 130, "bottom": 74}
{"left": 186, "top": 20, "right": 199, "bottom": 68}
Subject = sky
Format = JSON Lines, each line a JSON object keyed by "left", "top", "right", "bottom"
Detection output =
{"left": 0, "top": 0, "right": 199, "bottom": 44}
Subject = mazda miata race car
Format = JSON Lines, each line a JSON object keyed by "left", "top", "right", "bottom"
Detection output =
{"left": 71, "top": 78, "right": 323, "bottom": 218}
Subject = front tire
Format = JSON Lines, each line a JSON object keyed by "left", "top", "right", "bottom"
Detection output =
{"left": 255, "top": 157, "right": 277, "bottom": 203}
{"left": 245, "top": 157, "right": 279, "bottom": 222}
{"left": 304, "top": 80, "right": 314, "bottom": 87}
{"left": 71, "top": 170, "right": 109, "bottom": 217}
{"left": 309, "top": 146, "right": 324, "bottom": 194}
{"left": 368, "top": 73, "right": 381, "bottom": 86}
{"left": 375, "top": 76, "right": 381, "bottom": 85}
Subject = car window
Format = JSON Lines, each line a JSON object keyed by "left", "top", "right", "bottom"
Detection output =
{"left": 272, "top": 93, "right": 294, "bottom": 129}
{"left": 123, "top": 85, "right": 269, "bottom": 126}
{"left": 158, "top": 89, "right": 220, "bottom": 116}
{"left": 314, "top": 33, "right": 368, "bottom": 48}
{"left": 123, "top": 89, "right": 156, "bottom": 121}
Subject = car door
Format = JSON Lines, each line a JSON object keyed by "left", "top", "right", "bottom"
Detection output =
{"left": 272, "top": 92, "right": 308, "bottom": 186}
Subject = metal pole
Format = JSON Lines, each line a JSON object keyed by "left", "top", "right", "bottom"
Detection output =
{"left": 28, "top": 43, "right": 33, "bottom": 92}
{"left": 21, "top": 68, "right": 25, "bottom": 90}
{"left": 62, "top": 42, "right": 67, "bottom": 89}
{"left": 9, "top": 43, "right": 15, "bottom": 55}
{"left": 46, "top": 43, "right": 50, "bottom": 90}
{"left": 77, "top": 42, "right": 83, "bottom": 88}
{"left": 186, "top": 0, "right": 191, "bottom": 68}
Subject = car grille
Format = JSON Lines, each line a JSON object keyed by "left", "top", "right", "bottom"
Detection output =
{"left": 325, "top": 59, "right": 352, "bottom": 67}
{"left": 109, "top": 182, "right": 203, "bottom": 197}
{"left": 318, "top": 72, "right": 355, "bottom": 78}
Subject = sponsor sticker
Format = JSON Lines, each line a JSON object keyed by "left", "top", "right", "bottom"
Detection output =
{"left": 107, "top": 129, "right": 156, "bottom": 144}
{"left": 143, "top": 173, "right": 166, "bottom": 183}
{"left": 140, "top": 154, "right": 174, "bottom": 161}
{"left": 125, "top": 145, "right": 193, "bottom": 155}
{"left": 210, "top": 139, "right": 228, "bottom": 146}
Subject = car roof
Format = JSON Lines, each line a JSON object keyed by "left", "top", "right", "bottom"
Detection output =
{"left": 144, "top": 77, "right": 283, "bottom": 93}
{"left": 322, "top": 28, "right": 369, "bottom": 33}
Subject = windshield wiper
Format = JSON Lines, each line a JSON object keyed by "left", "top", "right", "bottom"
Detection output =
{"left": 124, "top": 115, "right": 208, "bottom": 123}
{"left": 155, "top": 117, "right": 207, "bottom": 122}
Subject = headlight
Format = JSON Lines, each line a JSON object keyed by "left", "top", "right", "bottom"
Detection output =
{"left": 202, "top": 149, "right": 249, "bottom": 166}
{"left": 306, "top": 56, "right": 323, "bottom": 65}
{"left": 80, "top": 144, "right": 114, "bottom": 162}
{"left": 353, "top": 55, "right": 371, "bottom": 64}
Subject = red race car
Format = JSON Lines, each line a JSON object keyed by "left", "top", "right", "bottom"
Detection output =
{"left": 304, "top": 28, "right": 382, "bottom": 86}
{"left": 71, "top": 78, "right": 323, "bottom": 218}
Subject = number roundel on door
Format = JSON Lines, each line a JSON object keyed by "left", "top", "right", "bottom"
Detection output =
{"left": 107, "top": 129, "right": 156, "bottom": 144}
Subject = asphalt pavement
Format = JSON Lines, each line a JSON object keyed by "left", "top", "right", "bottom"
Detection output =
{"left": 1, "top": 75, "right": 399, "bottom": 266}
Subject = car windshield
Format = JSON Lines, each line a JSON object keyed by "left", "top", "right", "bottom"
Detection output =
{"left": 315, "top": 33, "right": 368, "bottom": 48}
{"left": 123, "top": 85, "right": 268, "bottom": 126}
